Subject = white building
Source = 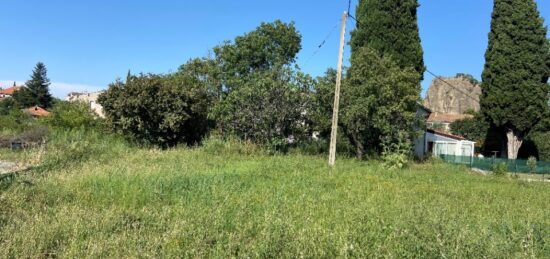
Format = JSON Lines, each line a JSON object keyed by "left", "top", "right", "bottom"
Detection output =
{"left": 65, "top": 91, "right": 105, "bottom": 118}
{"left": 414, "top": 129, "right": 476, "bottom": 159}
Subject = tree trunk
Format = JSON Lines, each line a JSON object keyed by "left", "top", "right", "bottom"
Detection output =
{"left": 350, "top": 133, "right": 364, "bottom": 160}
{"left": 506, "top": 129, "right": 523, "bottom": 160}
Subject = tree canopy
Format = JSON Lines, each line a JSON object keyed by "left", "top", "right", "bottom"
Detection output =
{"left": 480, "top": 0, "right": 550, "bottom": 159}
{"left": 14, "top": 62, "right": 53, "bottom": 109}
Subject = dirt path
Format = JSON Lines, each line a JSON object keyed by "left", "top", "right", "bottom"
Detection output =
{"left": 0, "top": 161, "right": 18, "bottom": 175}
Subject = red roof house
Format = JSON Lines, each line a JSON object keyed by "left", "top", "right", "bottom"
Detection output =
{"left": 24, "top": 106, "right": 50, "bottom": 117}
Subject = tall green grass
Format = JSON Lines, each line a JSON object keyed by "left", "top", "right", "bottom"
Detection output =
{"left": 0, "top": 137, "right": 549, "bottom": 257}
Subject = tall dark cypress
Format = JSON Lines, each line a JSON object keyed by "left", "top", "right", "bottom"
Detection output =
{"left": 480, "top": 0, "right": 550, "bottom": 159}
{"left": 350, "top": 0, "right": 425, "bottom": 77}
{"left": 342, "top": 0, "right": 425, "bottom": 159}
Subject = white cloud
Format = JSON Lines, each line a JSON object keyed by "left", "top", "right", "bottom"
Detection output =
{"left": 0, "top": 80, "right": 106, "bottom": 99}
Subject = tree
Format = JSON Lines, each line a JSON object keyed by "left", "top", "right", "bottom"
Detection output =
{"left": 210, "top": 20, "right": 310, "bottom": 147}
{"left": 450, "top": 113, "right": 490, "bottom": 149}
{"left": 345, "top": 0, "right": 424, "bottom": 158}
{"left": 342, "top": 48, "right": 421, "bottom": 158}
{"left": 98, "top": 72, "right": 210, "bottom": 147}
{"left": 14, "top": 62, "right": 53, "bottom": 109}
{"left": 480, "top": 0, "right": 550, "bottom": 159}
{"left": 350, "top": 0, "right": 425, "bottom": 76}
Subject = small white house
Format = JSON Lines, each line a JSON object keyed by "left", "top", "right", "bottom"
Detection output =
{"left": 414, "top": 129, "right": 476, "bottom": 159}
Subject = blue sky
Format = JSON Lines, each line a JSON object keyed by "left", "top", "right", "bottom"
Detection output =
{"left": 1, "top": 0, "right": 549, "bottom": 98}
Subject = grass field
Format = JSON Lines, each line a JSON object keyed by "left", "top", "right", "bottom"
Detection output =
{"left": 1, "top": 136, "right": 550, "bottom": 257}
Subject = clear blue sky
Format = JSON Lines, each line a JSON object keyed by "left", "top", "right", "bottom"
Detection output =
{"left": 1, "top": 0, "right": 549, "bottom": 98}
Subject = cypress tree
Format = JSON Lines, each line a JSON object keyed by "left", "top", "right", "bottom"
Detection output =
{"left": 343, "top": 0, "right": 424, "bottom": 158}
{"left": 350, "top": 0, "right": 425, "bottom": 76}
{"left": 15, "top": 62, "right": 53, "bottom": 109}
{"left": 480, "top": 0, "right": 550, "bottom": 159}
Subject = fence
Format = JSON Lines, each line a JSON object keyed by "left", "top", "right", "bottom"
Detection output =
{"left": 439, "top": 155, "right": 550, "bottom": 175}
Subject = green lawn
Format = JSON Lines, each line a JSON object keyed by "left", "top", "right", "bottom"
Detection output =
{"left": 1, "top": 143, "right": 550, "bottom": 257}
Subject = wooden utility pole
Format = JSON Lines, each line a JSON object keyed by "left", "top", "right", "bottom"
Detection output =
{"left": 329, "top": 11, "right": 348, "bottom": 167}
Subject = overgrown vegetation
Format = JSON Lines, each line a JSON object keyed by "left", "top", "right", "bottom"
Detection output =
{"left": 1, "top": 137, "right": 550, "bottom": 257}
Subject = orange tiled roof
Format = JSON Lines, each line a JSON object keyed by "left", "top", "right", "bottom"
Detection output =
{"left": 0, "top": 86, "right": 21, "bottom": 95}
{"left": 25, "top": 106, "right": 50, "bottom": 117}
{"left": 427, "top": 112, "right": 473, "bottom": 123}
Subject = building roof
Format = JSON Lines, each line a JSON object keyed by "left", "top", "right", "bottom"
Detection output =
{"left": 0, "top": 86, "right": 21, "bottom": 95}
{"left": 427, "top": 129, "right": 472, "bottom": 141}
{"left": 24, "top": 106, "right": 50, "bottom": 117}
{"left": 427, "top": 112, "right": 473, "bottom": 123}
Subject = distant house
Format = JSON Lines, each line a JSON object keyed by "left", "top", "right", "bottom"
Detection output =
{"left": 414, "top": 105, "right": 476, "bottom": 159}
{"left": 24, "top": 106, "right": 50, "bottom": 117}
{"left": 0, "top": 83, "right": 22, "bottom": 100}
{"left": 65, "top": 91, "right": 105, "bottom": 118}
{"left": 426, "top": 112, "right": 473, "bottom": 133}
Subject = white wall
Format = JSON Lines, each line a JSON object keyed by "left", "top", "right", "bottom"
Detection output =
{"left": 414, "top": 132, "right": 475, "bottom": 158}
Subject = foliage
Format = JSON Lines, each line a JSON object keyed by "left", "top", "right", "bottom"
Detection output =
{"left": 450, "top": 113, "right": 490, "bottom": 146}
{"left": 308, "top": 69, "right": 337, "bottom": 138}
{"left": 0, "top": 109, "right": 36, "bottom": 134}
{"left": 214, "top": 20, "right": 301, "bottom": 79}
{"left": 381, "top": 132, "right": 412, "bottom": 169}
{"left": 212, "top": 67, "right": 311, "bottom": 147}
{"left": 492, "top": 162, "right": 508, "bottom": 176}
{"left": 480, "top": 0, "right": 550, "bottom": 158}
{"left": 346, "top": 0, "right": 424, "bottom": 159}
{"left": 529, "top": 131, "right": 550, "bottom": 161}
{"left": 342, "top": 47, "right": 421, "bottom": 158}
{"left": 2, "top": 138, "right": 550, "bottom": 257}
{"left": 351, "top": 0, "right": 425, "bottom": 76}
{"left": 41, "top": 101, "right": 100, "bottom": 130}
{"left": 210, "top": 20, "right": 311, "bottom": 148}
{"left": 455, "top": 73, "right": 480, "bottom": 86}
{"left": 0, "top": 97, "right": 20, "bottom": 115}
{"left": 527, "top": 156, "right": 538, "bottom": 174}
{"left": 98, "top": 73, "right": 210, "bottom": 147}
{"left": 13, "top": 62, "right": 53, "bottom": 109}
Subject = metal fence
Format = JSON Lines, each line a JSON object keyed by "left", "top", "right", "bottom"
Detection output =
{"left": 439, "top": 155, "right": 550, "bottom": 174}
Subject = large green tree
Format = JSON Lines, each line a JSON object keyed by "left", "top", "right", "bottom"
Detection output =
{"left": 344, "top": 0, "right": 424, "bottom": 158}
{"left": 14, "top": 62, "right": 53, "bottom": 109}
{"left": 210, "top": 20, "right": 311, "bottom": 147}
{"left": 480, "top": 0, "right": 550, "bottom": 159}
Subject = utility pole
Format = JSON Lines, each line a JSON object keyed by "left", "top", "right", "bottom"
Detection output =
{"left": 329, "top": 11, "right": 348, "bottom": 167}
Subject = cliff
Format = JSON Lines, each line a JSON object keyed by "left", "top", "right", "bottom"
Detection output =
{"left": 423, "top": 76, "right": 481, "bottom": 114}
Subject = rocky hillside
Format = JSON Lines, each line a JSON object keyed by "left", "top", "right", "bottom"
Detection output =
{"left": 423, "top": 75, "right": 481, "bottom": 114}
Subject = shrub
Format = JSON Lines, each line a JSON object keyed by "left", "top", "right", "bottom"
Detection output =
{"left": 381, "top": 132, "right": 412, "bottom": 170}
{"left": 98, "top": 73, "right": 210, "bottom": 148}
{"left": 492, "top": 162, "right": 508, "bottom": 176}
{"left": 41, "top": 101, "right": 100, "bottom": 130}
{"left": 527, "top": 156, "right": 537, "bottom": 174}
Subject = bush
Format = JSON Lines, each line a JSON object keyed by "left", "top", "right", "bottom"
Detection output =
{"left": 492, "top": 162, "right": 508, "bottom": 176}
{"left": 98, "top": 73, "right": 210, "bottom": 148}
{"left": 527, "top": 156, "right": 537, "bottom": 174}
{"left": 381, "top": 132, "right": 412, "bottom": 170}
{"left": 41, "top": 101, "right": 100, "bottom": 130}
{"left": 0, "top": 109, "right": 36, "bottom": 134}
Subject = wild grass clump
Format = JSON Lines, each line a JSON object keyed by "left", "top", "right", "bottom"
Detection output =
{"left": 200, "top": 134, "right": 264, "bottom": 156}
{"left": 39, "top": 129, "right": 132, "bottom": 171}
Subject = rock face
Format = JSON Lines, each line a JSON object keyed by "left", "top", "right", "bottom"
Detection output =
{"left": 424, "top": 76, "right": 481, "bottom": 114}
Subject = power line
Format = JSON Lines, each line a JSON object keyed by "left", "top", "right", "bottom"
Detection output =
{"left": 303, "top": 21, "right": 340, "bottom": 67}
{"left": 346, "top": 12, "right": 480, "bottom": 103}
{"left": 426, "top": 70, "right": 480, "bottom": 103}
